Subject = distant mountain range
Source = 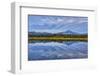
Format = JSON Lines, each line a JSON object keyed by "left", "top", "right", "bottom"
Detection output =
{"left": 28, "top": 30, "right": 87, "bottom": 36}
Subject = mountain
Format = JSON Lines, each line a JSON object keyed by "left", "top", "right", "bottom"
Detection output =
{"left": 28, "top": 32, "right": 53, "bottom": 36}
{"left": 62, "top": 30, "right": 78, "bottom": 35}
{"left": 28, "top": 30, "right": 85, "bottom": 37}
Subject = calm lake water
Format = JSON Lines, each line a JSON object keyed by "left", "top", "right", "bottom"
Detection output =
{"left": 28, "top": 41, "right": 88, "bottom": 60}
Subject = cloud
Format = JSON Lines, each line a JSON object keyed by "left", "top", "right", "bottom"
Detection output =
{"left": 28, "top": 15, "right": 88, "bottom": 33}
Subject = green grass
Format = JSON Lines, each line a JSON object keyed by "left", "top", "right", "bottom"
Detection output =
{"left": 28, "top": 35, "right": 88, "bottom": 42}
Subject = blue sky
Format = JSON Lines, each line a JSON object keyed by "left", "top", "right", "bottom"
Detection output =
{"left": 28, "top": 15, "right": 88, "bottom": 34}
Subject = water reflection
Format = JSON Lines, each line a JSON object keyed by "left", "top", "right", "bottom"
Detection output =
{"left": 28, "top": 41, "right": 88, "bottom": 60}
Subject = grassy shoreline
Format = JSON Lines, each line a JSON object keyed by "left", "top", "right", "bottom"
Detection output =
{"left": 28, "top": 36, "right": 88, "bottom": 42}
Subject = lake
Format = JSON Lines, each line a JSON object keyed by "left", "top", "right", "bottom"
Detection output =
{"left": 28, "top": 41, "right": 88, "bottom": 60}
